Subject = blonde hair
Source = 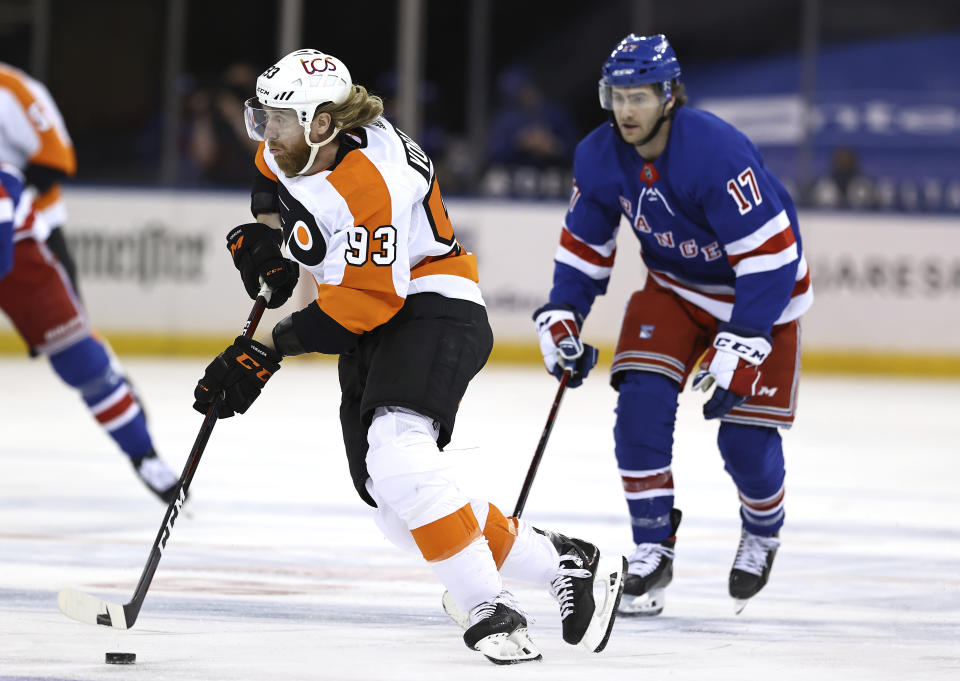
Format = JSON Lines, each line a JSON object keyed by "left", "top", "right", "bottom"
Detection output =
{"left": 317, "top": 85, "right": 384, "bottom": 131}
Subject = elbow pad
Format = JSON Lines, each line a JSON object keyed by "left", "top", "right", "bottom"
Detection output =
{"left": 272, "top": 302, "right": 362, "bottom": 357}
{"left": 251, "top": 172, "right": 279, "bottom": 217}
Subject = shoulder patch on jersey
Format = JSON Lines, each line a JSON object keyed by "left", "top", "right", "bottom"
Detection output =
{"left": 278, "top": 182, "right": 327, "bottom": 267}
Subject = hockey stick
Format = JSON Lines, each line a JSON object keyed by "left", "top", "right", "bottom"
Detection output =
{"left": 57, "top": 283, "right": 272, "bottom": 630}
{"left": 512, "top": 368, "right": 571, "bottom": 517}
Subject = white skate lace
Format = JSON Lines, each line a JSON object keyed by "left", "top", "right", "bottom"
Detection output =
{"left": 549, "top": 553, "right": 592, "bottom": 621}
{"left": 627, "top": 543, "right": 675, "bottom": 577}
{"left": 468, "top": 590, "right": 529, "bottom": 626}
{"left": 732, "top": 532, "right": 781, "bottom": 576}
{"left": 136, "top": 456, "right": 178, "bottom": 492}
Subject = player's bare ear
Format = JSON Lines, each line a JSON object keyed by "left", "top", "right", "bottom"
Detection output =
{"left": 310, "top": 112, "right": 333, "bottom": 143}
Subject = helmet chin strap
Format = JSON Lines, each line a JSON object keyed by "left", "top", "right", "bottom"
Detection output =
{"left": 296, "top": 124, "right": 340, "bottom": 176}
{"left": 634, "top": 104, "right": 670, "bottom": 147}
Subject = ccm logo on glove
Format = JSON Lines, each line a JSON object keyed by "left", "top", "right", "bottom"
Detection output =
{"left": 234, "top": 352, "right": 273, "bottom": 382}
{"left": 714, "top": 334, "right": 769, "bottom": 364}
{"left": 692, "top": 326, "right": 772, "bottom": 420}
{"left": 193, "top": 335, "right": 282, "bottom": 418}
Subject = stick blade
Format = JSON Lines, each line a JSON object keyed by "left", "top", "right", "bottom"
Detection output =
{"left": 57, "top": 588, "right": 129, "bottom": 629}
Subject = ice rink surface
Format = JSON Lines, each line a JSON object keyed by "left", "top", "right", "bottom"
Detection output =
{"left": 1, "top": 356, "right": 958, "bottom": 680}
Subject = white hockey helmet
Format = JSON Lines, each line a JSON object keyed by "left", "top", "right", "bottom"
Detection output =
{"left": 244, "top": 49, "right": 353, "bottom": 175}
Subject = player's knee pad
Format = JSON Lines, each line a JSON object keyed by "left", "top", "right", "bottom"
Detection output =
{"left": 614, "top": 371, "right": 680, "bottom": 470}
{"left": 368, "top": 483, "right": 491, "bottom": 558}
{"left": 717, "top": 422, "right": 784, "bottom": 495}
{"left": 48, "top": 336, "right": 120, "bottom": 398}
{"left": 365, "top": 406, "right": 467, "bottom": 529}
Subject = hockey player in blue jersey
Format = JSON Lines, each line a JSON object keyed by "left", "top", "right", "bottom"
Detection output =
{"left": 0, "top": 164, "right": 180, "bottom": 503}
{"left": 533, "top": 34, "right": 813, "bottom": 615}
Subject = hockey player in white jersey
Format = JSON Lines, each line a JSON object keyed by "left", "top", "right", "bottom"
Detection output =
{"left": 191, "top": 49, "right": 625, "bottom": 663}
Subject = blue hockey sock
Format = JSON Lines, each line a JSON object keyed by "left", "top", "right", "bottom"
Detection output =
{"left": 614, "top": 371, "right": 680, "bottom": 544}
{"left": 49, "top": 336, "right": 153, "bottom": 459}
{"left": 718, "top": 422, "right": 785, "bottom": 536}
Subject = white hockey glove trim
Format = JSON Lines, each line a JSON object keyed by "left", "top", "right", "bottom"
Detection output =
{"left": 692, "top": 331, "right": 771, "bottom": 394}
{"left": 534, "top": 306, "right": 584, "bottom": 374}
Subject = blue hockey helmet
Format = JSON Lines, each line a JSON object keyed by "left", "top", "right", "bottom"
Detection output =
{"left": 599, "top": 34, "right": 681, "bottom": 109}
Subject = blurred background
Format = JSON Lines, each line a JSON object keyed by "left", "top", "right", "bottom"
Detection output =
{"left": 1, "top": 0, "right": 958, "bottom": 374}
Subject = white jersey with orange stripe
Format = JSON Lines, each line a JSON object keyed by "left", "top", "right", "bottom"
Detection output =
{"left": 257, "top": 116, "right": 484, "bottom": 335}
{"left": 0, "top": 63, "right": 76, "bottom": 237}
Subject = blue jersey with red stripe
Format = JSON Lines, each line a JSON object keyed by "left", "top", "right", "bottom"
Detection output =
{"left": 549, "top": 106, "right": 812, "bottom": 335}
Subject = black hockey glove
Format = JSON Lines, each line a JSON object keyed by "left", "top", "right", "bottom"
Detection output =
{"left": 193, "top": 336, "right": 282, "bottom": 418}
{"left": 226, "top": 222, "right": 299, "bottom": 309}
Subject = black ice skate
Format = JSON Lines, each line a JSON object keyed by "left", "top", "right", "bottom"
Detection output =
{"left": 543, "top": 530, "right": 626, "bottom": 652}
{"left": 729, "top": 528, "right": 780, "bottom": 614}
{"left": 462, "top": 591, "right": 542, "bottom": 664}
{"left": 619, "top": 507, "right": 682, "bottom": 616}
{"left": 131, "top": 451, "right": 180, "bottom": 504}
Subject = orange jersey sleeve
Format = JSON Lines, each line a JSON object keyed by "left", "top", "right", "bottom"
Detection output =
{"left": 0, "top": 67, "right": 75, "bottom": 175}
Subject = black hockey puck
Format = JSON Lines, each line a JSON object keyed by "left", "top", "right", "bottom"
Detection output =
{"left": 105, "top": 652, "right": 136, "bottom": 664}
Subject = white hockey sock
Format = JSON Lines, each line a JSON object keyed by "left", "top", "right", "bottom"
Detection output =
{"left": 430, "top": 536, "right": 503, "bottom": 614}
{"left": 499, "top": 518, "right": 560, "bottom": 585}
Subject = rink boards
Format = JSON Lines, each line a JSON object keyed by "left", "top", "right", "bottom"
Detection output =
{"left": 0, "top": 188, "right": 958, "bottom": 374}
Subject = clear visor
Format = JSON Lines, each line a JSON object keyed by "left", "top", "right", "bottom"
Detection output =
{"left": 598, "top": 81, "right": 614, "bottom": 110}
{"left": 598, "top": 82, "right": 666, "bottom": 111}
{"left": 243, "top": 98, "right": 303, "bottom": 142}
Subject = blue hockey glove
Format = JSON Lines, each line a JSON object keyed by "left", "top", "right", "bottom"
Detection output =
{"left": 533, "top": 303, "right": 598, "bottom": 388}
{"left": 691, "top": 324, "right": 772, "bottom": 420}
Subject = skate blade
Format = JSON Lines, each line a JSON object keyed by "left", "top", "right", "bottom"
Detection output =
{"left": 441, "top": 590, "right": 470, "bottom": 630}
{"left": 618, "top": 586, "right": 666, "bottom": 617}
{"left": 733, "top": 598, "right": 749, "bottom": 615}
{"left": 475, "top": 628, "right": 543, "bottom": 664}
{"left": 579, "top": 555, "right": 627, "bottom": 653}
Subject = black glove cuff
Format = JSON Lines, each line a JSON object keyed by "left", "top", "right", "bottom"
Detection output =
{"left": 234, "top": 335, "right": 282, "bottom": 366}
